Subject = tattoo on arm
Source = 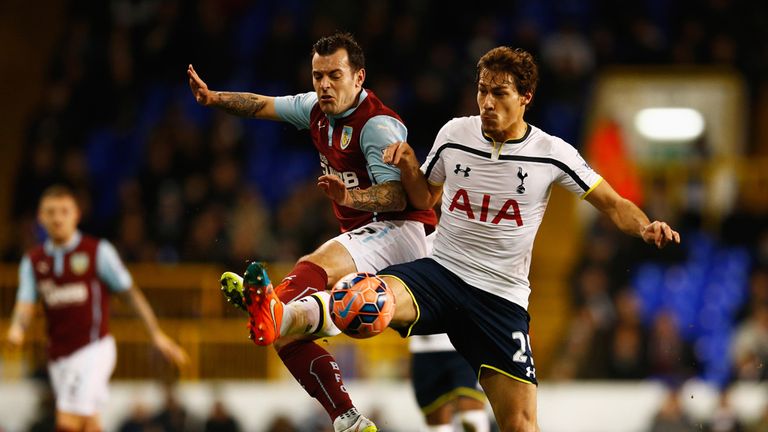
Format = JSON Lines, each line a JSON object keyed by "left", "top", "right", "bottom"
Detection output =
{"left": 216, "top": 92, "right": 267, "bottom": 117}
{"left": 348, "top": 182, "right": 407, "bottom": 212}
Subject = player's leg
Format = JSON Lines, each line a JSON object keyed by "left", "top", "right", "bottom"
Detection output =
{"left": 272, "top": 240, "right": 362, "bottom": 431}
{"left": 274, "top": 223, "right": 428, "bottom": 431}
{"left": 479, "top": 371, "right": 538, "bottom": 432}
{"left": 55, "top": 411, "right": 88, "bottom": 431}
{"left": 445, "top": 289, "right": 539, "bottom": 432}
{"left": 221, "top": 222, "right": 429, "bottom": 431}
{"left": 456, "top": 396, "right": 490, "bottom": 432}
{"left": 83, "top": 414, "right": 103, "bottom": 432}
{"left": 49, "top": 336, "right": 115, "bottom": 432}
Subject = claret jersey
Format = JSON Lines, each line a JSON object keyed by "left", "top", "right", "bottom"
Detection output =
{"left": 422, "top": 116, "right": 602, "bottom": 309}
{"left": 18, "top": 232, "right": 132, "bottom": 359}
{"left": 275, "top": 89, "right": 437, "bottom": 232}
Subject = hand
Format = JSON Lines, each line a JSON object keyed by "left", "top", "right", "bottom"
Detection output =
{"left": 383, "top": 141, "right": 418, "bottom": 171}
{"left": 641, "top": 221, "right": 681, "bottom": 248}
{"left": 317, "top": 174, "right": 351, "bottom": 206}
{"left": 6, "top": 325, "right": 25, "bottom": 349}
{"left": 188, "top": 64, "right": 215, "bottom": 106}
{"left": 152, "top": 331, "right": 189, "bottom": 368}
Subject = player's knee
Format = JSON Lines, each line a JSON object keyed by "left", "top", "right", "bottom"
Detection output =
{"left": 496, "top": 412, "right": 537, "bottom": 432}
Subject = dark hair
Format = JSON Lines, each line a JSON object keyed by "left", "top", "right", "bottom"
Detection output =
{"left": 40, "top": 184, "right": 77, "bottom": 201}
{"left": 476, "top": 47, "right": 539, "bottom": 109}
{"left": 312, "top": 32, "right": 365, "bottom": 72}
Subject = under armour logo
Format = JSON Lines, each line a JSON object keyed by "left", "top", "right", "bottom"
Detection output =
{"left": 517, "top": 167, "right": 528, "bottom": 194}
{"left": 454, "top": 164, "right": 471, "bottom": 177}
{"left": 526, "top": 366, "right": 536, "bottom": 378}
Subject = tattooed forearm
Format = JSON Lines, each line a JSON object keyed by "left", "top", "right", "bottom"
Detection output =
{"left": 347, "top": 182, "right": 407, "bottom": 212}
{"left": 215, "top": 92, "right": 267, "bottom": 117}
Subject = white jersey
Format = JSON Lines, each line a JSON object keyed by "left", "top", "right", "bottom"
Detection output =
{"left": 422, "top": 116, "right": 602, "bottom": 309}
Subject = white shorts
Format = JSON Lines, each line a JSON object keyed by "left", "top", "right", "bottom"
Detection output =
{"left": 333, "top": 220, "right": 431, "bottom": 273}
{"left": 48, "top": 335, "right": 116, "bottom": 416}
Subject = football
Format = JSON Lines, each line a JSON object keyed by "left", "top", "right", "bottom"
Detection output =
{"left": 330, "top": 272, "right": 395, "bottom": 338}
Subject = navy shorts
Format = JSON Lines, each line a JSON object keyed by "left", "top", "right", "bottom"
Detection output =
{"left": 411, "top": 350, "right": 485, "bottom": 414}
{"left": 381, "top": 258, "right": 538, "bottom": 385}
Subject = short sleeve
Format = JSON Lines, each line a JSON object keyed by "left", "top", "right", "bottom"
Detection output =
{"left": 552, "top": 139, "right": 603, "bottom": 199}
{"left": 420, "top": 122, "right": 451, "bottom": 186}
{"left": 16, "top": 256, "right": 37, "bottom": 302}
{"left": 274, "top": 92, "right": 318, "bottom": 130}
{"left": 96, "top": 240, "right": 133, "bottom": 292}
{"left": 359, "top": 115, "right": 407, "bottom": 183}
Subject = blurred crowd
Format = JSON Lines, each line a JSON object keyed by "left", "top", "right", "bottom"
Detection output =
{"left": 6, "top": 0, "right": 768, "bottom": 419}
{"left": 7, "top": 0, "right": 768, "bottom": 266}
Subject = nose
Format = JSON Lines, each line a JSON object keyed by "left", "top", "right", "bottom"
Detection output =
{"left": 481, "top": 93, "right": 494, "bottom": 110}
{"left": 319, "top": 76, "right": 331, "bottom": 90}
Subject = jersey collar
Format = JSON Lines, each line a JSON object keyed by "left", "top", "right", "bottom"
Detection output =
{"left": 44, "top": 230, "right": 82, "bottom": 254}
{"left": 481, "top": 122, "right": 531, "bottom": 145}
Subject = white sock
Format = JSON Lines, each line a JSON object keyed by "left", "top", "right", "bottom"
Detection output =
{"left": 280, "top": 292, "right": 340, "bottom": 337}
{"left": 426, "top": 424, "right": 453, "bottom": 432}
{"left": 456, "top": 409, "right": 489, "bottom": 432}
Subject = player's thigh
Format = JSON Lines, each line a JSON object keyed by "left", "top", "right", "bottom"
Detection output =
{"left": 300, "top": 237, "right": 357, "bottom": 289}
{"left": 479, "top": 369, "right": 538, "bottom": 432}
{"left": 56, "top": 411, "right": 90, "bottom": 430}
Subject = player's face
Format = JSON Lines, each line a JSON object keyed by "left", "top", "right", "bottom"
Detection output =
{"left": 477, "top": 70, "right": 531, "bottom": 141}
{"left": 38, "top": 195, "right": 80, "bottom": 245}
{"left": 312, "top": 49, "right": 365, "bottom": 115}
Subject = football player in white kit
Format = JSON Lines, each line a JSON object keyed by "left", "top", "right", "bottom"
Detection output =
{"left": 246, "top": 46, "right": 679, "bottom": 432}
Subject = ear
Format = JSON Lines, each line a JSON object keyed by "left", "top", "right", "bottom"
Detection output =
{"left": 521, "top": 91, "right": 533, "bottom": 107}
{"left": 356, "top": 68, "right": 366, "bottom": 88}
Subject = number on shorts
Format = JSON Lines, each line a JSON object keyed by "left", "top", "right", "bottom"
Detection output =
{"left": 512, "top": 331, "right": 533, "bottom": 364}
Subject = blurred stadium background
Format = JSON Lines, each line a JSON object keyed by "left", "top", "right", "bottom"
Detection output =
{"left": 1, "top": 0, "right": 768, "bottom": 431}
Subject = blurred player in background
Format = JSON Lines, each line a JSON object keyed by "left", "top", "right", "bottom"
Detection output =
{"left": 6, "top": 185, "right": 189, "bottom": 432}
{"left": 410, "top": 333, "right": 489, "bottom": 432}
{"left": 189, "top": 32, "right": 437, "bottom": 432}
{"left": 244, "top": 46, "right": 680, "bottom": 432}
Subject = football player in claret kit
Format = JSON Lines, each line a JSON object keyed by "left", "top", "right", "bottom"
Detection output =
{"left": 241, "top": 46, "right": 680, "bottom": 432}
{"left": 6, "top": 185, "right": 188, "bottom": 432}
{"left": 190, "top": 32, "right": 437, "bottom": 432}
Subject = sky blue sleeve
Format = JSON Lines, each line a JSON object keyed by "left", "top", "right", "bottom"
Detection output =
{"left": 273, "top": 92, "right": 318, "bottom": 130}
{"left": 97, "top": 240, "right": 133, "bottom": 292}
{"left": 359, "top": 115, "right": 407, "bottom": 183}
{"left": 16, "top": 256, "right": 37, "bottom": 302}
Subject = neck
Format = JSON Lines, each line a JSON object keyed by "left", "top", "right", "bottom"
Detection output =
{"left": 487, "top": 121, "right": 527, "bottom": 143}
{"left": 50, "top": 233, "right": 76, "bottom": 247}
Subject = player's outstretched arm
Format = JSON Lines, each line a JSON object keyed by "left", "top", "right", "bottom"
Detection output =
{"left": 6, "top": 301, "right": 34, "bottom": 348}
{"left": 187, "top": 64, "right": 279, "bottom": 120}
{"left": 117, "top": 286, "right": 190, "bottom": 368}
{"left": 585, "top": 180, "right": 680, "bottom": 248}
{"left": 317, "top": 174, "right": 407, "bottom": 212}
{"left": 383, "top": 141, "right": 442, "bottom": 210}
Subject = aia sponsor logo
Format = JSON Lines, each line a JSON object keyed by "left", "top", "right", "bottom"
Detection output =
{"left": 448, "top": 188, "right": 523, "bottom": 226}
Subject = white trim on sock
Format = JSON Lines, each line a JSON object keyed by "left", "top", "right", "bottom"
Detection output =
{"left": 456, "top": 409, "right": 490, "bottom": 432}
